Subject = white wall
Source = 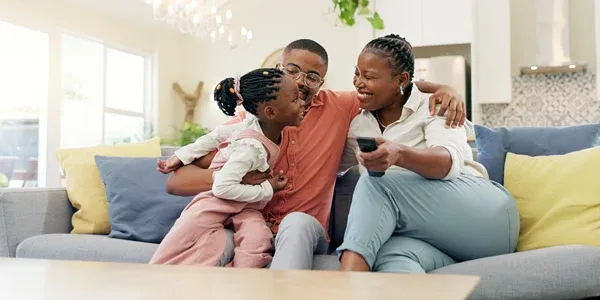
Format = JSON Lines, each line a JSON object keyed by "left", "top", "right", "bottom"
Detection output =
{"left": 182, "top": 0, "right": 372, "bottom": 128}
{"left": 0, "top": 0, "right": 187, "bottom": 138}
{"left": 0, "top": 0, "right": 187, "bottom": 186}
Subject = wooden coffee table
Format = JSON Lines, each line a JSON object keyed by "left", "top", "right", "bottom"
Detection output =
{"left": 0, "top": 258, "right": 479, "bottom": 299}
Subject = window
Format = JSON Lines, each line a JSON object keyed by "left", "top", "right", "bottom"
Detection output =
{"left": 0, "top": 21, "right": 48, "bottom": 187}
{"left": 0, "top": 22, "right": 154, "bottom": 188}
{"left": 60, "top": 34, "right": 152, "bottom": 149}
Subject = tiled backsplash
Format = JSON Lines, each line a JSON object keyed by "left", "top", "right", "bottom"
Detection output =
{"left": 481, "top": 72, "right": 600, "bottom": 127}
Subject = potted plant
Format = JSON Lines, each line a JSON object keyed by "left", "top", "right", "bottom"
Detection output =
{"left": 105, "top": 122, "right": 209, "bottom": 147}
{"left": 332, "top": 0, "right": 384, "bottom": 29}
{"left": 163, "top": 122, "right": 210, "bottom": 147}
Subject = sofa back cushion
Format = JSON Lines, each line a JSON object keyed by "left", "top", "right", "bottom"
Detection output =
{"left": 474, "top": 124, "right": 600, "bottom": 184}
{"left": 95, "top": 155, "right": 194, "bottom": 244}
{"left": 161, "top": 146, "right": 179, "bottom": 157}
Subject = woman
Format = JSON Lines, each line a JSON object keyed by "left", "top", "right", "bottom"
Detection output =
{"left": 337, "top": 34, "right": 520, "bottom": 273}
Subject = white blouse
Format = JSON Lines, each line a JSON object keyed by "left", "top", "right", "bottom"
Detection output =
{"left": 340, "top": 83, "right": 488, "bottom": 180}
{"left": 174, "top": 114, "right": 274, "bottom": 203}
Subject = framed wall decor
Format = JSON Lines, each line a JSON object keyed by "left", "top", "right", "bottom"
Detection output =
{"left": 261, "top": 47, "right": 284, "bottom": 68}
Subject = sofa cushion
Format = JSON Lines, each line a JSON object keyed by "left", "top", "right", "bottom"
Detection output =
{"left": 473, "top": 124, "right": 600, "bottom": 184}
{"left": 16, "top": 234, "right": 338, "bottom": 270}
{"left": 17, "top": 234, "right": 161, "bottom": 264}
{"left": 55, "top": 138, "right": 162, "bottom": 234}
{"left": 95, "top": 156, "right": 194, "bottom": 244}
{"left": 505, "top": 148, "right": 600, "bottom": 252}
{"left": 160, "top": 146, "right": 179, "bottom": 157}
{"left": 432, "top": 245, "right": 600, "bottom": 300}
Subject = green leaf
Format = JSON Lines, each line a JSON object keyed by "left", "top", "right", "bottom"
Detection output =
{"left": 367, "top": 12, "right": 384, "bottom": 30}
{"left": 358, "top": 7, "right": 371, "bottom": 15}
{"left": 332, "top": 0, "right": 384, "bottom": 30}
{"left": 164, "top": 122, "right": 210, "bottom": 146}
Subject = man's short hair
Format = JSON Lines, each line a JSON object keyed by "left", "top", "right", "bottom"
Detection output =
{"left": 284, "top": 39, "right": 329, "bottom": 65}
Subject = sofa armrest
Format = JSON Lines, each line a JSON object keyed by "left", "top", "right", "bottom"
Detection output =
{"left": 0, "top": 188, "right": 74, "bottom": 257}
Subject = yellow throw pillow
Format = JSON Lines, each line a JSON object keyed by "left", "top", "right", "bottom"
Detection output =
{"left": 504, "top": 146, "right": 600, "bottom": 252}
{"left": 56, "top": 138, "right": 162, "bottom": 234}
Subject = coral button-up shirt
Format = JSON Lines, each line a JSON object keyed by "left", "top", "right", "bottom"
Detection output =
{"left": 223, "top": 90, "right": 360, "bottom": 235}
{"left": 264, "top": 90, "right": 360, "bottom": 234}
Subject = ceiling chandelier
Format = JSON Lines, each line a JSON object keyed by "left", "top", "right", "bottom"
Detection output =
{"left": 143, "top": 0, "right": 252, "bottom": 47}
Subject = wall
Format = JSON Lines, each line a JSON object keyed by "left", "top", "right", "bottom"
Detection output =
{"left": 481, "top": 72, "right": 599, "bottom": 127}
{"left": 182, "top": 0, "right": 371, "bottom": 128}
{"left": 0, "top": 0, "right": 187, "bottom": 138}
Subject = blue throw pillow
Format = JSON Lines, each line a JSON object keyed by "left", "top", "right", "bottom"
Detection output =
{"left": 474, "top": 123, "right": 600, "bottom": 185}
{"left": 95, "top": 156, "right": 194, "bottom": 243}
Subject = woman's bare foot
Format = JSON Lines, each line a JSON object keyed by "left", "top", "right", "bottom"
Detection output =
{"left": 339, "top": 251, "right": 370, "bottom": 272}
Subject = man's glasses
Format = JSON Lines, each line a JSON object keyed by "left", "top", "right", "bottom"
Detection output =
{"left": 279, "top": 64, "right": 323, "bottom": 88}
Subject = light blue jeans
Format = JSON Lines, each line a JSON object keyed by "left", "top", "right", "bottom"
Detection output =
{"left": 336, "top": 170, "right": 520, "bottom": 273}
{"left": 217, "top": 212, "right": 329, "bottom": 269}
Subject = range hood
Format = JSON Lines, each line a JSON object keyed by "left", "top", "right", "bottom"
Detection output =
{"left": 520, "top": 0, "right": 587, "bottom": 75}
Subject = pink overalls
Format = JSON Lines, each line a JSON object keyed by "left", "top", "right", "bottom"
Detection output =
{"left": 150, "top": 129, "right": 279, "bottom": 268}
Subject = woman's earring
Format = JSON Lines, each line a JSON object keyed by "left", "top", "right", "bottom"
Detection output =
{"left": 398, "top": 85, "right": 404, "bottom": 95}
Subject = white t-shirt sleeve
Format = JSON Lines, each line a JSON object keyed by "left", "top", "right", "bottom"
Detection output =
{"left": 211, "top": 138, "right": 273, "bottom": 203}
{"left": 424, "top": 116, "right": 470, "bottom": 180}
{"left": 173, "top": 122, "right": 242, "bottom": 165}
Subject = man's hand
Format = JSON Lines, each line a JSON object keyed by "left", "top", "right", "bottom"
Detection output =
{"left": 241, "top": 170, "right": 271, "bottom": 185}
{"left": 428, "top": 85, "right": 466, "bottom": 128}
{"left": 357, "top": 137, "right": 406, "bottom": 173}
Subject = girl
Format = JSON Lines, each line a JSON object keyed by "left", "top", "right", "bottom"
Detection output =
{"left": 337, "top": 34, "right": 519, "bottom": 273}
{"left": 150, "top": 68, "right": 304, "bottom": 268}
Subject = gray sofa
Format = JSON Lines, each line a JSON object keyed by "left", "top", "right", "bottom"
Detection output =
{"left": 1, "top": 148, "right": 600, "bottom": 300}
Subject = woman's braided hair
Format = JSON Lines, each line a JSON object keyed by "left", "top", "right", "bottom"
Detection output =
{"left": 214, "top": 68, "right": 284, "bottom": 116}
{"left": 364, "top": 34, "right": 415, "bottom": 80}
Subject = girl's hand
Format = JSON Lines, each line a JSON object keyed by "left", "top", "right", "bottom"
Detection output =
{"left": 157, "top": 155, "right": 184, "bottom": 174}
{"left": 268, "top": 171, "right": 288, "bottom": 193}
{"left": 358, "top": 137, "right": 406, "bottom": 173}
{"left": 241, "top": 170, "right": 271, "bottom": 185}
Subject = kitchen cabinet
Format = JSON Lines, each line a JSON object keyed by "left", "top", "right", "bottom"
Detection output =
{"left": 374, "top": 0, "right": 473, "bottom": 47}
{"left": 471, "top": 0, "right": 512, "bottom": 104}
{"left": 421, "top": 0, "right": 473, "bottom": 46}
{"left": 375, "top": 0, "right": 423, "bottom": 46}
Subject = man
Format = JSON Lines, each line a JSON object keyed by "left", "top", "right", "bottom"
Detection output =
{"left": 166, "top": 39, "right": 467, "bottom": 269}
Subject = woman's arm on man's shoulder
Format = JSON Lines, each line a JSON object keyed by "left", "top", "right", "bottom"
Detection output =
{"left": 413, "top": 81, "right": 466, "bottom": 127}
